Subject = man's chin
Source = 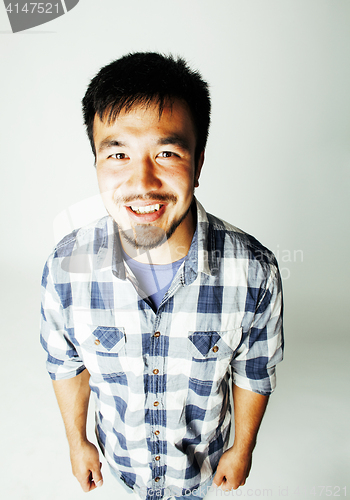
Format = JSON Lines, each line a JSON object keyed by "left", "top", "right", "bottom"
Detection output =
{"left": 119, "top": 225, "right": 168, "bottom": 251}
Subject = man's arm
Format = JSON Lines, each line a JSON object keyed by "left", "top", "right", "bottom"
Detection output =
{"left": 52, "top": 369, "right": 103, "bottom": 492}
{"left": 213, "top": 384, "right": 269, "bottom": 490}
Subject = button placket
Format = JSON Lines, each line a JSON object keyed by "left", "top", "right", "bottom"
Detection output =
{"left": 150, "top": 327, "right": 166, "bottom": 487}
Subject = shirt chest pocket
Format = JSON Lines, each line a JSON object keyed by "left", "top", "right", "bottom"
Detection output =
{"left": 187, "top": 328, "right": 242, "bottom": 387}
{"left": 76, "top": 324, "right": 126, "bottom": 375}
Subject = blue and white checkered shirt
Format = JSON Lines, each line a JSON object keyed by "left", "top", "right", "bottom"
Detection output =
{"left": 41, "top": 199, "right": 283, "bottom": 500}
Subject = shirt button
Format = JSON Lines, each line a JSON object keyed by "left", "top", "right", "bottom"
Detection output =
{"left": 153, "top": 369, "right": 159, "bottom": 375}
{"left": 155, "top": 477, "right": 160, "bottom": 482}
{"left": 154, "top": 331, "right": 160, "bottom": 338}
{"left": 212, "top": 345, "right": 219, "bottom": 353}
{"left": 154, "top": 430, "right": 160, "bottom": 436}
{"left": 155, "top": 455, "right": 160, "bottom": 461}
{"left": 153, "top": 401, "right": 159, "bottom": 407}
{"left": 94, "top": 339, "right": 100, "bottom": 345}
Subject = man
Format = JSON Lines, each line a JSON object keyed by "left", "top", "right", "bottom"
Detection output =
{"left": 41, "top": 52, "right": 283, "bottom": 500}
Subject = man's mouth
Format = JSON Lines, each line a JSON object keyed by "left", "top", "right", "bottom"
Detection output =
{"left": 129, "top": 203, "right": 162, "bottom": 214}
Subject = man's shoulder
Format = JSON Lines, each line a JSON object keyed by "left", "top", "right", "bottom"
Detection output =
{"left": 205, "top": 211, "right": 277, "bottom": 268}
{"left": 49, "top": 215, "right": 111, "bottom": 261}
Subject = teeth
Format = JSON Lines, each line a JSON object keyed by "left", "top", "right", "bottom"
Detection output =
{"left": 130, "top": 204, "right": 161, "bottom": 214}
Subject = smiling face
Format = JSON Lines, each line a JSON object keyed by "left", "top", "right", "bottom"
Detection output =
{"left": 94, "top": 99, "right": 204, "bottom": 261}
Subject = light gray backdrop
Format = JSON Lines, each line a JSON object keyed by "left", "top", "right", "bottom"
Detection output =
{"left": 1, "top": 1, "right": 349, "bottom": 499}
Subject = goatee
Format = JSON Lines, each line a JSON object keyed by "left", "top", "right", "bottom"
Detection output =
{"left": 118, "top": 201, "right": 192, "bottom": 251}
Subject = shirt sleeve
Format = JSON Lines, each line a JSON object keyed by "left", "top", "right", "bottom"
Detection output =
{"left": 231, "top": 262, "right": 284, "bottom": 396}
{"left": 40, "top": 257, "right": 86, "bottom": 380}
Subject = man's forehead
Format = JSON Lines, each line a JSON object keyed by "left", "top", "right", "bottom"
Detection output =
{"left": 93, "top": 98, "right": 196, "bottom": 140}
{"left": 96, "top": 97, "right": 189, "bottom": 124}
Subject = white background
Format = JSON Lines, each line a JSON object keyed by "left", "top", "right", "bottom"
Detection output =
{"left": 1, "top": 1, "right": 349, "bottom": 499}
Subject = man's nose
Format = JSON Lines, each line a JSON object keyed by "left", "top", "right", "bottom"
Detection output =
{"left": 127, "top": 156, "right": 162, "bottom": 192}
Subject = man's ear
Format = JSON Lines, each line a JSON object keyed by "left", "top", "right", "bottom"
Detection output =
{"left": 194, "top": 151, "right": 205, "bottom": 188}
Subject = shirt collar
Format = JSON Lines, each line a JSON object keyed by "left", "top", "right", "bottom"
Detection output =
{"left": 183, "top": 197, "right": 216, "bottom": 284}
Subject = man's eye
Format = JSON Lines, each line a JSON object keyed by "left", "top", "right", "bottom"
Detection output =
{"left": 110, "top": 153, "right": 128, "bottom": 160}
{"left": 158, "top": 151, "right": 176, "bottom": 158}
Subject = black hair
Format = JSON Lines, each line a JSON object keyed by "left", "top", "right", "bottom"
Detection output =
{"left": 82, "top": 52, "right": 211, "bottom": 164}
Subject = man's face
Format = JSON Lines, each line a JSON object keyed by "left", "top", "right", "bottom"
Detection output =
{"left": 94, "top": 99, "right": 203, "bottom": 253}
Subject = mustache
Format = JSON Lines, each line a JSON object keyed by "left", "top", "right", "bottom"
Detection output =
{"left": 114, "top": 192, "right": 178, "bottom": 204}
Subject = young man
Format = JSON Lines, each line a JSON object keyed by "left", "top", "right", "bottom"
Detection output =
{"left": 41, "top": 53, "right": 284, "bottom": 500}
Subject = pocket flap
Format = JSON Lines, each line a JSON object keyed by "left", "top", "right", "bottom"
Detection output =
{"left": 91, "top": 326, "right": 125, "bottom": 351}
{"left": 188, "top": 328, "right": 242, "bottom": 359}
{"left": 75, "top": 323, "right": 126, "bottom": 354}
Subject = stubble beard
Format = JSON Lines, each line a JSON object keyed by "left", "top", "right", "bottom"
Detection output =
{"left": 118, "top": 200, "right": 193, "bottom": 251}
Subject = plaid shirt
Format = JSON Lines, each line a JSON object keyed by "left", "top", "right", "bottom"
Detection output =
{"left": 41, "top": 198, "right": 283, "bottom": 500}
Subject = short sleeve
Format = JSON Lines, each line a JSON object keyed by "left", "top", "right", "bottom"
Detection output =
{"left": 231, "top": 263, "right": 284, "bottom": 395}
{"left": 40, "top": 258, "right": 85, "bottom": 380}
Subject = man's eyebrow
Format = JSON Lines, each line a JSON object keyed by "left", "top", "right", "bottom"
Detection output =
{"left": 97, "top": 135, "right": 192, "bottom": 153}
{"left": 157, "top": 135, "right": 192, "bottom": 152}
{"left": 98, "top": 139, "right": 127, "bottom": 152}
